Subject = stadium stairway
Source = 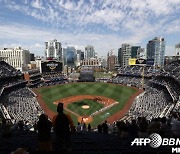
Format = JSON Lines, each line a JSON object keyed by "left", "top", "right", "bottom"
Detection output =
{"left": 0, "top": 131, "right": 172, "bottom": 154}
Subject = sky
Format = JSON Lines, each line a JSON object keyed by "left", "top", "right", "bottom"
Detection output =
{"left": 0, "top": 0, "right": 180, "bottom": 57}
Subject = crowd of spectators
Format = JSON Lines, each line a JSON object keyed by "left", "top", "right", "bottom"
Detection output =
{"left": 32, "top": 73, "right": 67, "bottom": 88}
{"left": 0, "top": 87, "right": 43, "bottom": 126}
{"left": 117, "top": 65, "right": 160, "bottom": 77}
{"left": 164, "top": 60, "right": 180, "bottom": 81}
{"left": 151, "top": 76, "right": 180, "bottom": 102}
{"left": 125, "top": 85, "right": 173, "bottom": 121}
{"left": 95, "top": 111, "right": 180, "bottom": 139}
{"left": 112, "top": 61, "right": 180, "bottom": 124}
{"left": 0, "top": 111, "right": 179, "bottom": 153}
{"left": 112, "top": 75, "right": 147, "bottom": 88}
{"left": 0, "top": 61, "right": 24, "bottom": 96}
{"left": 0, "top": 61, "right": 21, "bottom": 79}
{"left": 42, "top": 72, "right": 65, "bottom": 79}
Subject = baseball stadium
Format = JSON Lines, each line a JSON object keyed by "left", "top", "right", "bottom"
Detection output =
{"left": 0, "top": 60, "right": 180, "bottom": 153}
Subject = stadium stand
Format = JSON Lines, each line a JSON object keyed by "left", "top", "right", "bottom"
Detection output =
{"left": 126, "top": 84, "right": 173, "bottom": 120}
{"left": 0, "top": 60, "right": 180, "bottom": 153}
{"left": 0, "top": 61, "right": 22, "bottom": 79}
{"left": 1, "top": 87, "right": 43, "bottom": 125}
{"left": 113, "top": 62, "right": 180, "bottom": 123}
{"left": 24, "top": 69, "right": 43, "bottom": 88}
{"left": 164, "top": 60, "right": 180, "bottom": 81}
{"left": 0, "top": 61, "right": 43, "bottom": 126}
{"left": 0, "top": 113, "right": 178, "bottom": 153}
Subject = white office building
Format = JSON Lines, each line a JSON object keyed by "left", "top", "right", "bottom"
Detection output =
{"left": 45, "top": 39, "right": 62, "bottom": 61}
{"left": 119, "top": 44, "right": 131, "bottom": 67}
{"left": 81, "top": 58, "right": 102, "bottom": 69}
{"left": 0, "top": 47, "right": 30, "bottom": 71}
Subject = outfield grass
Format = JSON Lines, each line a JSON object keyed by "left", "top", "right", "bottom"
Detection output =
{"left": 35, "top": 82, "right": 137, "bottom": 127}
{"left": 67, "top": 99, "right": 104, "bottom": 116}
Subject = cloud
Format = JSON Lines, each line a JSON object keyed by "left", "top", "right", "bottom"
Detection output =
{"left": 33, "top": 43, "right": 44, "bottom": 48}
{"left": 2, "top": 0, "right": 180, "bottom": 33}
{"left": 0, "top": 22, "right": 124, "bottom": 56}
{"left": 0, "top": 43, "right": 22, "bottom": 49}
{"left": 31, "top": 0, "right": 44, "bottom": 9}
{"left": 0, "top": 0, "right": 180, "bottom": 57}
{"left": 0, "top": 23, "right": 52, "bottom": 40}
{"left": 163, "top": 19, "right": 180, "bottom": 34}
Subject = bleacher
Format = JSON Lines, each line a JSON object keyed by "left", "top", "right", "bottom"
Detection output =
{"left": 1, "top": 87, "right": 43, "bottom": 125}
{"left": 164, "top": 60, "right": 180, "bottom": 81}
{"left": 0, "top": 61, "right": 22, "bottom": 79}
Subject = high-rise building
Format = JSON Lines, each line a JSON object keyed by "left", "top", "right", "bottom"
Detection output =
{"left": 175, "top": 43, "right": 180, "bottom": 56}
{"left": 81, "top": 51, "right": 84, "bottom": 60}
{"left": 64, "top": 46, "right": 76, "bottom": 67}
{"left": 147, "top": 37, "right": 165, "bottom": 67}
{"left": 118, "top": 44, "right": 131, "bottom": 67}
{"left": 76, "top": 50, "right": 82, "bottom": 66}
{"left": 30, "top": 53, "right": 35, "bottom": 61}
{"left": 85, "top": 45, "right": 95, "bottom": 59}
{"left": 107, "top": 50, "right": 117, "bottom": 70}
{"left": 0, "top": 47, "right": 30, "bottom": 71}
{"left": 45, "top": 39, "right": 62, "bottom": 61}
{"left": 137, "top": 48, "right": 145, "bottom": 59}
{"left": 118, "top": 48, "right": 122, "bottom": 67}
{"left": 131, "top": 46, "right": 141, "bottom": 58}
{"left": 101, "top": 58, "right": 107, "bottom": 68}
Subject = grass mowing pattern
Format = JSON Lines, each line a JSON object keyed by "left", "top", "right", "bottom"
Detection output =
{"left": 67, "top": 99, "right": 104, "bottom": 116}
{"left": 35, "top": 82, "right": 137, "bottom": 127}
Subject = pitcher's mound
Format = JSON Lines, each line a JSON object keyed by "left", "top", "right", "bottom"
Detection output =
{"left": 78, "top": 116, "right": 93, "bottom": 124}
{"left": 82, "top": 105, "right": 90, "bottom": 109}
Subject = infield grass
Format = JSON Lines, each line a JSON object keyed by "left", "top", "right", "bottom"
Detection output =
{"left": 35, "top": 82, "right": 137, "bottom": 127}
{"left": 67, "top": 99, "right": 104, "bottom": 116}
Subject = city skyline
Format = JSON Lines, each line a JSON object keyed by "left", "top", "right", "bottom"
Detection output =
{"left": 0, "top": 0, "right": 180, "bottom": 57}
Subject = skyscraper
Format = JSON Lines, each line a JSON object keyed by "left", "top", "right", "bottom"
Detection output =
{"left": 85, "top": 45, "right": 95, "bottom": 59}
{"left": 81, "top": 51, "right": 84, "bottom": 60}
{"left": 131, "top": 46, "right": 141, "bottom": 58}
{"left": 64, "top": 46, "right": 76, "bottom": 67}
{"left": 175, "top": 43, "right": 180, "bottom": 56}
{"left": 45, "top": 39, "right": 62, "bottom": 61}
{"left": 30, "top": 53, "right": 35, "bottom": 61}
{"left": 76, "top": 50, "right": 82, "bottom": 66}
{"left": 107, "top": 50, "right": 117, "bottom": 70}
{"left": 118, "top": 44, "right": 131, "bottom": 67}
{"left": 147, "top": 37, "right": 165, "bottom": 67}
{"left": 118, "top": 48, "right": 122, "bottom": 67}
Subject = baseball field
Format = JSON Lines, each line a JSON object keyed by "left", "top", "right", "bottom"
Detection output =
{"left": 34, "top": 82, "right": 141, "bottom": 127}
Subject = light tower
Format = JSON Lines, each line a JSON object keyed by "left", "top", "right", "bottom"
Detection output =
{"left": 136, "top": 59, "right": 146, "bottom": 89}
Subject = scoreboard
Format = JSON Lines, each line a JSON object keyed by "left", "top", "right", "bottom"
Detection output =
{"left": 41, "top": 61, "right": 63, "bottom": 73}
{"left": 129, "top": 58, "right": 154, "bottom": 66}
